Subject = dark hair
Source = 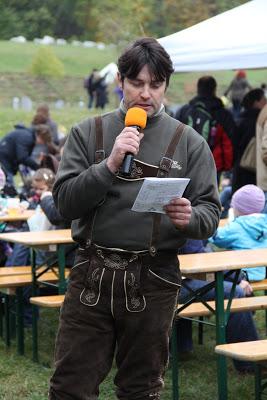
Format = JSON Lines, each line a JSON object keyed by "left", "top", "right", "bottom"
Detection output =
{"left": 32, "top": 168, "right": 55, "bottom": 190}
{"left": 34, "top": 124, "right": 52, "bottom": 144}
{"left": 242, "top": 88, "right": 265, "bottom": 110}
{"left": 197, "top": 76, "right": 217, "bottom": 97}
{"left": 32, "top": 112, "right": 48, "bottom": 125}
{"left": 36, "top": 104, "right": 50, "bottom": 117}
{"left": 118, "top": 37, "right": 174, "bottom": 87}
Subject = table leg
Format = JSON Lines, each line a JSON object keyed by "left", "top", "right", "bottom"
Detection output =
{"left": 31, "top": 248, "right": 39, "bottom": 362}
{"left": 215, "top": 271, "right": 227, "bottom": 400}
{"left": 58, "top": 245, "right": 66, "bottom": 294}
{"left": 4, "top": 294, "right": 10, "bottom": 347}
{"left": 16, "top": 287, "right": 24, "bottom": 355}
{"left": 0, "top": 295, "right": 3, "bottom": 338}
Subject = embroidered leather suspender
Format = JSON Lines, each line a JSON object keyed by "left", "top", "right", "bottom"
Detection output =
{"left": 93, "top": 116, "right": 185, "bottom": 255}
{"left": 94, "top": 116, "right": 105, "bottom": 163}
{"left": 149, "top": 122, "right": 185, "bottom": 256}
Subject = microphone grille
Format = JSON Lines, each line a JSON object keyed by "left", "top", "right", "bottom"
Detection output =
{"left": 125, "top": 107, "right": 147, "bottom": 129}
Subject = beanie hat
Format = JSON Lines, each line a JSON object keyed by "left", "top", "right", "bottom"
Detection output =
{"left": 231, "top": 184, "right": 265, "bottom": 215}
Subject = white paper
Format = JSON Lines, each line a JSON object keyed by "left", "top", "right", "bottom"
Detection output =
{"left": 131, "top": 177, "right": 190, "bottom": 214}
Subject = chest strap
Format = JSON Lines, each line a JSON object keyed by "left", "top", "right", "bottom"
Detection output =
{"left": 94, "top": 116, "right": 105, "bottom": 163}
{"left": 149, "top": 122, "right": 185, "bottom": 256}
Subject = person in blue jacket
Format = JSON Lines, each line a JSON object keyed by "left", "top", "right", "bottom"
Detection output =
{"left": 209, "top": 184, "right": 267, "bottom": 281}
{"left": 0, "top": 123, "right": 52, "bottom": 185}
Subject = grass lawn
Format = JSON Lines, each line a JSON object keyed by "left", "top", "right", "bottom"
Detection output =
{"left": 0, "top": 305, "right": 263, "bottom": 399}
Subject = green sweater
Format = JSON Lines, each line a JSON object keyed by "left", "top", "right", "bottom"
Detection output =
{"left": 53, "top": 108, "right": 221, "bottom": 251}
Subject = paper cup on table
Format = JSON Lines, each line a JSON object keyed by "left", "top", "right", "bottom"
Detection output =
{"left": 7, "top": 198, "right": 20, "bottom": 215}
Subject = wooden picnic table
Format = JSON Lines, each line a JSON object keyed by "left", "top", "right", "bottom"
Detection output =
{"left": 0, "top": 229, "right": 73, "bottom": 361}
{"left": 172, "top": 248, "right": 267, "bottom": 400}
{"left": 0, "top": 209, "right": 35, "bottom": 222}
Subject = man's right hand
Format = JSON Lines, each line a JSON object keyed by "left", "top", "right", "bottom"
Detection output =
{"left": 106, "top": 127, "right": 144, "bottom": 173}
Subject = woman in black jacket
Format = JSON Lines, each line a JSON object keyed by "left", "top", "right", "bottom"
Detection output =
{"left": 232, "top": 88, "right": 267, "bottom": 193}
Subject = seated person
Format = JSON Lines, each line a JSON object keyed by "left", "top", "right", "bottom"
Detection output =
{"left": 0, "top": 122, "right": 53, "bottom": 185}
{"left": 5, "top": 168, "right": 75, "bottom": 326}
{"left": 177, "top": 239, "right": 259, "bottom": 374}
{"left": 219, "top": 171, "right": 232, "bottom": 219}
{"left": 6, "top": 168, "right": 73, "bottom": 267}
{"left": 209, "top": 184, "right": 267, "bottom": 282}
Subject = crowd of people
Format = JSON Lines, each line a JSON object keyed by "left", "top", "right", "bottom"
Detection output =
{"left": 0, "top": 37, "right": 267, "bottom": 399}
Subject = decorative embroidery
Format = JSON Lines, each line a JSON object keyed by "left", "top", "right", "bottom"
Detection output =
{"left": 96, "top": 249, "right": 137, "bottom": 270}
{"left": 130, "top": 161, "right": 143, "bottom": 178}
{"left": 124, "top": 271, "right": 146, "bottom": 312}
{"left": 171, "top": 160, "right": 182, "bottom": 170}
{"left": 80, "top": 266, "right": 104, "bottom": 307}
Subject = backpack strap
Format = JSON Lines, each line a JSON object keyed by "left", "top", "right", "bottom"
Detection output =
{"left": 94, "top": 116, "right": 105, "bottom": 163}
{"left": 149, "top": 122, "right": 186, "bottom": 256}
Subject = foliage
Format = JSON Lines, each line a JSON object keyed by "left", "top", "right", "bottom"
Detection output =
{"left": 29, "top": 47, "right": 65, "bottom": 78}
{"left": 0, "top": 0, "right": 248, "bottom": 42}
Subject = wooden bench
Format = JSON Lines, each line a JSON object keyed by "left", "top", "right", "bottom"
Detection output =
{"left": 178, "top": 296, "right": 267, "bottom": 318}
{"left": 30, "top": 295, "right": 65, "bottom": 308}
{"left": 0, "top": 266, "right": 55, "bottom": 277}
{"left": 29, "top": 294, "right": 267, "bottom": 317}
{"left": 251, "top": 280, "right": 267, "bottom": 291}
{"left": 215, "top": 340, "right": 267, "bottom": 400}
{"left": 0, "top": 270, "right": 69, "bottom": 356}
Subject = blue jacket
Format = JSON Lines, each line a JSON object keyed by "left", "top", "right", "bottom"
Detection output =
{"left": 209, "top": 214, "right": 267, "bottom": 281}
{"left": 0, "top": 124, "right": 39, "bottom": 174}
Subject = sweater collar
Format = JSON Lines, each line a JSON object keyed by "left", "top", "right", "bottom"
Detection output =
{"left": 119, "top": 100, "right": 165, "bottom": 124}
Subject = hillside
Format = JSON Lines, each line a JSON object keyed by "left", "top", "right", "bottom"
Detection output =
{"left": 0, "top": 41, "right": 266, "bottom": 108}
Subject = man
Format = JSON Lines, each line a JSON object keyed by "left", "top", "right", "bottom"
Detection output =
{"left": 84, "top": 68, "right": 98, "bottom": 109}
{"left": 176, "top": 76, "right": 235, "bottom": 182}
{"left": 256, "top": 102, "right": 267, "bottom": 212}
{"left": 224, "top": 70, "right": 252, "bottom": 121}
{"left": 0, "top": 123, "right": 52, "bottom": 184}
{"left": 36, "top": 103, "right": 59, "bottom": 145}
{"left": 50, "top": 37, "right": 221, "bottom": 400}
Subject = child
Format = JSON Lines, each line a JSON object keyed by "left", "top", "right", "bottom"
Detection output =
{"left": 209, "top": 184, "right": 267, "bottom": 282}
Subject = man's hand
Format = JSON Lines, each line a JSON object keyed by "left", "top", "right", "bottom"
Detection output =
{"left": 164, "top": 197, "right": 192, "bottom": 229}
{"left": 239, "top": 279, "right": 253, "bottom": 296}
{"left": 106, "top": 127, "right": 144, "bottom": 173}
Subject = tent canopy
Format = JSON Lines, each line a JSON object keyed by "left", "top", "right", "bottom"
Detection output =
{"left": 158, "top": 0, "right": 267, "bottom": 72}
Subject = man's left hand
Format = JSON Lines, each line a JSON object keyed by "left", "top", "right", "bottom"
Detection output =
{"left": 164, "top": 197, "right": 192, "bottom": 229}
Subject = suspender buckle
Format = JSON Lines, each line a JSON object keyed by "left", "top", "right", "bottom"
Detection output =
{"left": 159, "top": 157, "right": 173, "bottom": 173}
{"left": 95, "top": 150, "right": 106, "bottom": 163}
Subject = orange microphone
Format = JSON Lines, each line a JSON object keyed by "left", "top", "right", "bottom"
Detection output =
{"left": 121, "top": 107, "right": 147, "bottom": 176}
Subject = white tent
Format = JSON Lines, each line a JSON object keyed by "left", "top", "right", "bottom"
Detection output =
{"left": 158, "top": 0, "right": 267, "bottom": 72}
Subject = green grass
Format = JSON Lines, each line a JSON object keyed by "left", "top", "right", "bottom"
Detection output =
{"left": 0, "top": 306, "right": 264, "bottom": 399}
{"left": 0, "top": 41, "right": 118, "bottom": 77}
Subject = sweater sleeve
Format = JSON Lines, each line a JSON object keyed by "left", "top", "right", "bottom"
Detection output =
{"left": 53, "top": 122, "right": 116, "bottom": 220}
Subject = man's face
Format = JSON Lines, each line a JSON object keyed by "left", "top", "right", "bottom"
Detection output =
{"left": 118, "top": 64, "right": 167, "bottom": 117}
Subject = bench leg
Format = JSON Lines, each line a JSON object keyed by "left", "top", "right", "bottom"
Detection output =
{"left": 16, "top": 288, "right": 24, "bottom": 355}
{"left": 0, "top": 295, "right": 3, "bottom": 338}
{"left": 255, "top": 364, "right": 262, "bottom": 400}
{"left": 198, "top": 317, "right": 204, "bottom": 345}
{"left": 171, "top": 321, "right": 179, "bottom": 400}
